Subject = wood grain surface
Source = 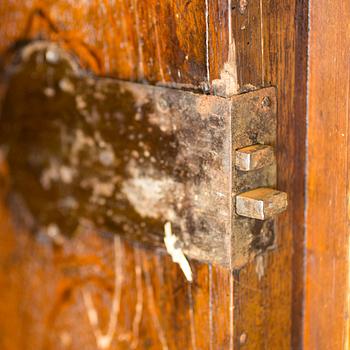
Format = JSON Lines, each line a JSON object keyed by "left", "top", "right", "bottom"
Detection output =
{"left": 0, "top": 1, "right": 309, "bottom": 349}
{"left": 304, "top": 0, "right": 350, "bottom": 348}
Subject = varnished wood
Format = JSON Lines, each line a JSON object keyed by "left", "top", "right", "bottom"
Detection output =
{"left": 0, "top": 1, "right": 309, "bottom": 349}
{"left": 232, "top": 1, "right": 308, "bottom": 349}
{"left": 304, "top": 0, "right": 350, "bottom": 348}
{"left": 0, "top": 1, "right": 208, "bottom": 85}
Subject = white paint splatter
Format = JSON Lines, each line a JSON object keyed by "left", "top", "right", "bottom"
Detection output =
{"left": 45, "top": 49, "right": 60, "bottom": 64}
{"left": 59, "top": 78, "right": 75, "bottom": 94}
{"left": 40, "top": 161, "right": 76, "bottom": 189}
{"left": 121, "top": 162, "right": 182, "bottom": 221}
{"left": 46, "top": 223, "right": 65, "bottom": 245}
{"left": 164, "top": 222, "right": 192, "bottom": 282}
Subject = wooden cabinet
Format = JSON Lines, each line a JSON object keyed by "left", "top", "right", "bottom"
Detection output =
{"left": 0, "top": 1, "right": 349, "bottom": 349}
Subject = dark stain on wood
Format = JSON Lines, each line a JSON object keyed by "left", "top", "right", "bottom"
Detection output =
{"left": 0, "top": 42, "right": 277, "bottom": 268}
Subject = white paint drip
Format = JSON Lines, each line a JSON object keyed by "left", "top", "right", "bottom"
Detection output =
{"left": 164, "top": 222, "right": 192, "bottom": 282}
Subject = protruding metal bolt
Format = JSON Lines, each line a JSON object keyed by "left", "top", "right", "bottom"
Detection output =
{"left": 235, "top": 144, "right": 275, "bottom": 171}
{"left": 236, "top": 188, "right": 288, "bottom": 220}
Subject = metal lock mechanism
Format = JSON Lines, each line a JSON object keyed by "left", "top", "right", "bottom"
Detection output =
{"left": 235, "top": 145, "right": 287, "bottom": 220}
{"left": 0, "top": 42, "right": 287, "bottom": 269}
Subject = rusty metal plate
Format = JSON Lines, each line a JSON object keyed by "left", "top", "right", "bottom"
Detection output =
{"left": 0, "top": 42, "right": 277, "bottom": 268}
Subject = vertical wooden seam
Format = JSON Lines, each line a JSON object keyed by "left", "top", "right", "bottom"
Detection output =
{"left": 259, "top": 0, "right": 265, "bottom": 84}
{"left": 132, "top": 0, "right": 144, "bottom": 80}
{"left": 205, "top": 0, "right": 210, "bottom": 84}
{"left": 292, "top": 0, "right": 309, "bottom": 348}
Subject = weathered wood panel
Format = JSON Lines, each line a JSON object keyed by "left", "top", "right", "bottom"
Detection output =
{"left": 231, "top": 1, "right": 308, "bottom": 349}
{"left": 304, "top": 0, "right": 350, "bottom": 348}
{"left": 0, "top": 1, "right": 308, "bottom": 349}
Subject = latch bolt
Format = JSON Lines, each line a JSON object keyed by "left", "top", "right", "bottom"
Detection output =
{"left": 236, "top": 188, "right": 288, "bottom": 220}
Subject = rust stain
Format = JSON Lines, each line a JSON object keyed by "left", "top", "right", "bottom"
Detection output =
{"left": 0, "top": 42, "right": 231, "bottom": 265}
{"left": 0, "top": 42, "right": 278, "bottom": 268}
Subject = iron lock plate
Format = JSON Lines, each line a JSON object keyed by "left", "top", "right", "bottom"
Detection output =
{"left": 0, "top": 43, "right": 285, "bottom": 268}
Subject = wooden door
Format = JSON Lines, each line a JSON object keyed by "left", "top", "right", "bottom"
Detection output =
{"left": 0, "top": 1, "right": 349, "bottom": 349}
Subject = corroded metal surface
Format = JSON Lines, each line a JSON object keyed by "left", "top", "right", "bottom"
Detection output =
{"left": 235, "top": 144, "right": 275, "bottom": 171}
{"left": 236, "top": 188, "right": 288, "bottom": 220}
{"left": 0, "top": 42, "right": 277, "bottom": 268}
